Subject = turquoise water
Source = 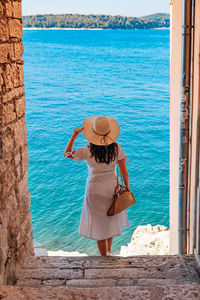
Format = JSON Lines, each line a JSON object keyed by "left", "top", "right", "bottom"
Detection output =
{"left": 23, "top": 29, "right": 170, "bottom": 255}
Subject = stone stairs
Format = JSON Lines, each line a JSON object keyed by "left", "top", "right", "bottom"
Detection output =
{"left": 0, "top": 255, "right": 200, "bottom": 299}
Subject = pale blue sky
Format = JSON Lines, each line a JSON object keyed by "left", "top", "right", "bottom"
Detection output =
{"left": 22, "top": 0, "right": 170, "bottom": 17}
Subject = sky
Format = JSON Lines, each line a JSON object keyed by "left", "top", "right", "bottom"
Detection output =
{"left": 22, "top": 0, "right": 170, "bottom": 17}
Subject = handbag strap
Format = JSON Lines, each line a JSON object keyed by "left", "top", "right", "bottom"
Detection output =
{"left": 117, "top": 163, "right": 124, "bottom": 185}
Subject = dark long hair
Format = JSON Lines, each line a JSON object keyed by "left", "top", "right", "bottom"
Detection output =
{"left": 89, "top": 142, "right": 118, "bottom": 164}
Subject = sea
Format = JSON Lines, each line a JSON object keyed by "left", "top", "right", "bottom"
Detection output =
{"left": 22, "top": 29, "right": 170, "bottom": 255}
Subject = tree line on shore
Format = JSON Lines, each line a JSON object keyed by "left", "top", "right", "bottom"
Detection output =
{"left": 22, "top": 13, "right": 170, "bottom": 29}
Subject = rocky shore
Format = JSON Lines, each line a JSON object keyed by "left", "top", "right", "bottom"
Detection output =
{"left": 119, "top": 224, "right": 169, "bottom": 256}
{"left": 34, "top": 224, "right": 169, "bottom": 257}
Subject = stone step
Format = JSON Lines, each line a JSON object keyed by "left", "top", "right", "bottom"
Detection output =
{"left": 15, "top": 255, "right": 200, "bottom": 288}
{"left": 16, "top": 254, "right": 197, "bottom": 269}
{"left": 1, "top": 284, "right": 200, "bottom": 300}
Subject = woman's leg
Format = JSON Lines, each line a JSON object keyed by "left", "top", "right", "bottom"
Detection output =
{"left": 107, "top": 237, "right": 113, "bottom": 252}
{"left": 97, "top": 239, "right": 107, "bottom": 256}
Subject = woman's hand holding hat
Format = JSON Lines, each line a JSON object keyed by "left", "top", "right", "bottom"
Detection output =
{"left": 72, "top": 127, "right": 84, "bottom": 139}
{"left": 64, "top": 127, "right": 84, "bottom": 157}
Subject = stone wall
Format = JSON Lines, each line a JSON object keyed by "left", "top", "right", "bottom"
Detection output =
{"left": 0, "top": 0, "right": 34, "bottom": 285}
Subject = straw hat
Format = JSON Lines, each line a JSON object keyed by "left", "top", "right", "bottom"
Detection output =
{"left": 82, "top": 116, "right": 120, "bottom": 146}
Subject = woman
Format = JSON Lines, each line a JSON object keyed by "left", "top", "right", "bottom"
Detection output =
{"left": 64, "top": 116, "right": 129, "bottom": 256}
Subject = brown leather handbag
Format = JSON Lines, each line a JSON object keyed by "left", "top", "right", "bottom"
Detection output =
{"left": 107, "top": 163, "right": 136, "bottom": 216}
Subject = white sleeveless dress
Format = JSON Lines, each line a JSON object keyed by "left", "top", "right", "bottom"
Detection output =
{"left": 65, "top": 142, "right": 129, "bottom": 240}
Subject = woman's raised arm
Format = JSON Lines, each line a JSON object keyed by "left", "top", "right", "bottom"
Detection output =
{"left": 64, "top": 127, "right": 83, "bottom": 159}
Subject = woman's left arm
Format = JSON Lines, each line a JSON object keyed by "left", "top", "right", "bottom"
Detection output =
{"left": 64, "top": 127, "right": 83, "bottom": 159}
{"left": 118, "top": 158, "right": 129, "bottom": 188}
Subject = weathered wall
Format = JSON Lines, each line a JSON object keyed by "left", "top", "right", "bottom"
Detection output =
{"left": 188, "top": 0, "right": 200, "bottom": 253}
{"left": 0, "top": 0, "right": 34, "bottom": 285}
{"left": 170, "top": 0, "right": 200, "bottom": 254}
{"left": 169, "top": 0, "right": 183, "bottom": 254}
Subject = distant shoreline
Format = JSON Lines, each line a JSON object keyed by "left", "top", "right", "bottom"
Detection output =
{"left": 23, "top": 27, "right": 169, "bottom": 31}
{"left": 22, "top": 13, "right": 170, "bottom": 30}
{"left": 23, "top": 27, "right": 104, "bottom": 30}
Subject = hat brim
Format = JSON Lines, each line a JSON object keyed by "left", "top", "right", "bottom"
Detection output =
{"left": 82, "top": 116, "right": 120, "bottom": 146}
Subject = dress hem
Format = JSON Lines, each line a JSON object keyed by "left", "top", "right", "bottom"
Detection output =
{"left": 79, "top": 224, "right": 129, "bottom": 241}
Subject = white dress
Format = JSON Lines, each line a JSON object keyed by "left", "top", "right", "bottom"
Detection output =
{"left": 65, "top": 142, "right": 129, "bottom": 240}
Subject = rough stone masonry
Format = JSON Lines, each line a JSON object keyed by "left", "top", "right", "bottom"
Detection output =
{"left": 0, "top": 0, "right": 34, "bottom": 285}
